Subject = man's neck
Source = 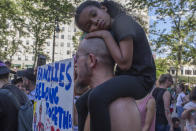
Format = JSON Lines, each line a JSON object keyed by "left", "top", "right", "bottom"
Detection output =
{"left": 89, "top": 69, "right": 114, "bottom": 88}
{"left": 159, "top": 84, "right": 167, "bottom": 89}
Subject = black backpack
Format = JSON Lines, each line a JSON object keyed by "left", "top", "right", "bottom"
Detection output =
{"left": 0, "top": 84, "right": 33, "bottom": 131}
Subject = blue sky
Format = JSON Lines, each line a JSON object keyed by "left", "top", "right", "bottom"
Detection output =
{"left": 149, "top": 9, "right": 172, "bottom": 58}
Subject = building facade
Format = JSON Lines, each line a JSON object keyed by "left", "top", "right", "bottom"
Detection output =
{"left": 169, "top": 65, "right": 196, "bottom": 77}
{"left": 11, "top": 18, "right": 77, "bottom": 69}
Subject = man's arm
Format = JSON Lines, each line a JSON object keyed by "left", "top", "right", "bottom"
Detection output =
{"left": 163, "top": 91, "right": 173, "bottom": 130}
{"left": 142, "top": 98, "right": 156, "bottom": 131}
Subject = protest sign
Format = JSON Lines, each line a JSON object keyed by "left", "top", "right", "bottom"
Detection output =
{"left": 33, "top": 58, "right": 74, "bottom": 131}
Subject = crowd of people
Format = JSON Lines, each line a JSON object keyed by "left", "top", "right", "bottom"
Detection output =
{"left": 0, "top": 0, "right": 195, "bottom": 131}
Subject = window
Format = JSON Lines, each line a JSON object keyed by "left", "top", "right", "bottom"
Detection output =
{"left": 68, "top": 35, "right": 71, "bottom": 40}
{"left": 61, "top": 35, "right": 64, "bottom": 39}
{"left": 185, "top": 70, "right": 192, "bottom": 75}
{"left": 60, "top": 42, "right": 64, "bottom": 47}
{"left": 62, "top": 27, "right": 65, "bottom": 32}
{"left": 32, "top": 56, "right": 34, "bottom": 61}
{"left": 47, "top": 42, "right": 50, "bottom": 46}
{"left": 181, "top": 70, "right": 183, "bottom": 75}
{"left": 193, "top": 70, "right": 196, "bottom": 75}
{"left": 67, "top": 50, "right": 70, "bottom": 55}
{"left": 171, "top": 70, "right": 175, "bottom": 75}
{"left": 18, "top": 56, "right": 21, "bottom": 60}
{"left": 26, "top": 40, "right": 29, "bottom": 45}
{"left": 25, "top": 56, "right": 28, "bottom": 61}
{"left": 56, "top": 42, "right": 58, "bottom": 47}
{"left": 67, "top": 42, "right": 70, "bottom": 47}
{"left": 5, "top": 47, "right": 7, "bottom": 51}
{"left": 74, "top": 28, "right": 77, "bottom": 32}
{"left": 68, "top": 26, "right": 71, "bottom": 32}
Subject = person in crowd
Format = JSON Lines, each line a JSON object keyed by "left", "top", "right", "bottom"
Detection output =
{"left": 75, "top": 38, "right": 141, "bottom": 131}
{"left": 172, "top": 117, "right": 181, "bottom": 131}
{"left": 19, "top": 68, "right": 36, "bottom": 102}
{"left": 152, "top": 74, "right": 173, "bottom": 131}
{"left": 75, "top": 1, "right": 156, "bottom": 130}
{"left": 5, "top": 61, "right": 11, "bottom": 69}
{"left": 136, "top": 89, "right": 156, "bottom": 131}
{"left": 0, "top": 61, "right": 28, "bottom": 131}
{"left": 182, "top": 87, "right": 196, "bottom": 131}
{"left": 5, "top": 60, "right": 16, "bottom": 75}
{"left": 176, "top": 83, "right": 189, "bottom": 118}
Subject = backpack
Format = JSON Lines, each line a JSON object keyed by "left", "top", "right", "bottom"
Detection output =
{"left": 0, "top": 84, "right": 33, "bottom": 131}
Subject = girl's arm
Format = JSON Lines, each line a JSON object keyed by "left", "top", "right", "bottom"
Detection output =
{"left": 142, "top": 98, "right": 156, "bottom": 131}
{"left": 86, "top": 30, "right": 133, "bottom": 71}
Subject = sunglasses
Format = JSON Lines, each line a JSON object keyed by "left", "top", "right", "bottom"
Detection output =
{"left": 74, "top": 52, "right": 89, "bottom": 63}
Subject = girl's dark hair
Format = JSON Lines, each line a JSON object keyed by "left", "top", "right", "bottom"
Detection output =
{"left": 190, "top": 87, "right": 196, "bottom": 101}
{"left": 75, "top": 0, "right": 126, "bottom": 31}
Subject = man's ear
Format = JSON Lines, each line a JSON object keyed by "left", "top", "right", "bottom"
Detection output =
{"left": 88, "top": 53, "right": 97, "bottom": 68}
{"left": 101, "top": 5, "right": 108, "bottom": 12}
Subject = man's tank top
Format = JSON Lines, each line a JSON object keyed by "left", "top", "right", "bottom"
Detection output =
{"left": 152, "top": 88, "right": 168, "bottom": 125}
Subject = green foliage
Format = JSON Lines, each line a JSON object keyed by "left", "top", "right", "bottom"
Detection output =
{"left": 150, "top": 0, "right": 195, "bottom": 83}
{"left": 21, "top": 0, "right": 75, "bottom": 67}
{"left": 127, "top": 0, "right": 196, "bottom": 83}
{"left": 0, "top": 0, "right": 75, "bottom": 65}
{"left": 155, "top": 58, "right": 170, "bottom": 79}
{"left": 0, "top": 0, "right": 26, "bottom": 60}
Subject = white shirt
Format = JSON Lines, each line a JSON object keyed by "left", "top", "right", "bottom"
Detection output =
{"left": 27, "top": 88, "right": 36, "bottom": 101}
{"left": 176, "top": 92, "right": 186, "bottom": 106}
{"left": 183, "top": 101, "right": 196, "bottom": 131}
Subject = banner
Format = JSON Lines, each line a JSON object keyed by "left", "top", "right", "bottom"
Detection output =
{"left": 33, "top": 59, "right": 74, "bottom": 131}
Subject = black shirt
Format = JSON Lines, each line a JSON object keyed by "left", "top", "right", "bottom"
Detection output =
{"left": 0, "top": 84, "right": 28, "bottom": 131}
{"left": 0, "top": 91, "right": 18, "bottom": 131}
{"left": 111, "top": 14, "right": 156, "bottom": 90}
{"left": 152, "top": 88, "right": 169, "bottom": 125}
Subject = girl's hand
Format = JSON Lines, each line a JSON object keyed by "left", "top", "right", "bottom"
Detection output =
{"left": 85, "top": 30, "right": 111, "bottom": 39}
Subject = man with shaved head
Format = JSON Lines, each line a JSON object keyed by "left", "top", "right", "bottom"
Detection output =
{"left": 75, "top": 38, "right": 141, "bottom": 131}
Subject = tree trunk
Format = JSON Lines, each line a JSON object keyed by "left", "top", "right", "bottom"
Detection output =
{"left": 176, "top": 38, "right": 183, "bottom": 84}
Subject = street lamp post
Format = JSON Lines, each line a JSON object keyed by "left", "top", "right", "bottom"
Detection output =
{"left": 52, "top": 17, "right": 60, "bottom": 63}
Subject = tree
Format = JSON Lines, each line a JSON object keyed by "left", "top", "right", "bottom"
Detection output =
{"left": 0, "top": 0, "right": 26, "bottom": 60}
{"left": 150, "top": 0, "right": 195, "bottom": 83}
{"left": 127, "top": 0, "right": 196, "bottom": 84}
{"left": 155, "top": 58, "right": 170, "bottom": 79}
{"left": 20, "top": 0, "right": 75, "bottom": 67}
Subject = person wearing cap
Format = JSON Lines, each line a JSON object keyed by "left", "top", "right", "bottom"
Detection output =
{"left": 0, "top": 61, "right": 28, "bottom": 131}
{"left": 20, "top": 68, "right": 36, "bottom": 102}
{"left": 0, "top": 61, "right": 10, "bottom": 88}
